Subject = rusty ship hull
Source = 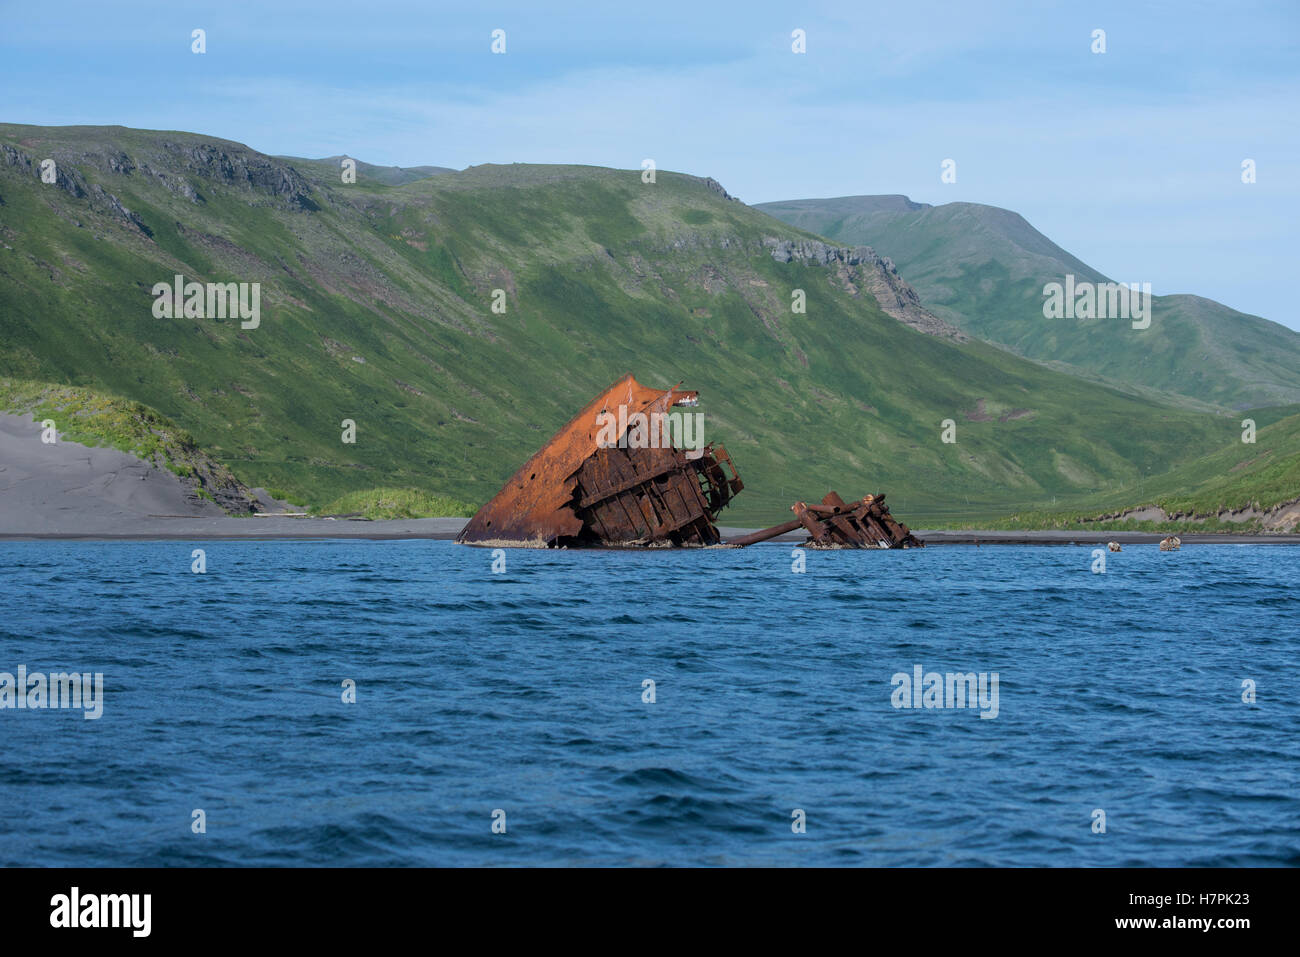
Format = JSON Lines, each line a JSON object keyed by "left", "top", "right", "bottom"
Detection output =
{"left": 456, "top": 373, "right": 920, "bottom": 549}
{"left": 456, "top": 374, "right": 742, "bottom": 547}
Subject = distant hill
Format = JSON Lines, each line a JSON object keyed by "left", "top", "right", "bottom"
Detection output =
{"left": 757, "top": 196, "right": 1300, "bottom": 411}
{"left": 0, "top": 124, "right": 1250, "bottom": 525}
{"left": 277, "top": 155, "right": 455, "bottom": 186}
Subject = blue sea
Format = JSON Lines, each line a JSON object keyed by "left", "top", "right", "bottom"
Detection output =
{"left": 0, "top": 540, "right": 1296, "bottom": 867}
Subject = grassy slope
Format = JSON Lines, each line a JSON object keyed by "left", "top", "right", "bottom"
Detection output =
{"left": 987, "top": 409, "right": 1300, "bottom": 532}
{"left": 0, "top": 124, "right": 1252, "bottom": 526}
{"left": 757, "top": 197, "right": 1300, "bottom": 411}
{"left": 315, "top": 487, "right": 477, "bottom": 519}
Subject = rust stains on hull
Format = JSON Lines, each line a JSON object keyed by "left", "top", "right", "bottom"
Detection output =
{"left": 456, "top": 374, "right": 741, "bottom": 547}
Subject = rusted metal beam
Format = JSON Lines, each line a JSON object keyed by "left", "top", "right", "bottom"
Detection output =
{"left": 726, "top": 518, "right": 803, "bottom": 547}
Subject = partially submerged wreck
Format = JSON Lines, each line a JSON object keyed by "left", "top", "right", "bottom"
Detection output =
{"left": 455, "top": 374, "right": 921, "bottom": 549}
{"left": 728, "top": 491, "right": 921, "bottom": 549}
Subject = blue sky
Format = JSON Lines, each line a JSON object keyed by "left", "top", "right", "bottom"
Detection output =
{"left": 3, "top": 0, "right": 1297, "bottom": 329}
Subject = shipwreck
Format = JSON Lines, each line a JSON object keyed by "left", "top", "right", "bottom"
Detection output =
{"left": 455, "top": 374, "right": 921, "bottom": 550}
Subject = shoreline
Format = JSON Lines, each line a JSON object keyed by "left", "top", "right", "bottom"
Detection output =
{"left": 5, "top": 411, "right": 1295, "bottom": 546}
{"left": 2, "top": 516, "right": 1299, "bottom": 545}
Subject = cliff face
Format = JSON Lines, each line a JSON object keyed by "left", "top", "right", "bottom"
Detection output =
{"left": 764, "top": 237, "right": 969, "bottom": 341}
{"left": 3, "top": 133, "right": 318, "bottom": 209}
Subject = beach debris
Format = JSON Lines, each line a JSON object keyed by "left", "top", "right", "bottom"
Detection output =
{"left": 456, "top": 374, "right": 921, "bottom": 549}
{"left": 726, "top": 492, "right": 921, "bottom": 548}
{"left": 1159, "top": 535, "right": 1182, "bottom": 551}
{"left": 1107, "top": 541, "right": 1121, "bottom": 552}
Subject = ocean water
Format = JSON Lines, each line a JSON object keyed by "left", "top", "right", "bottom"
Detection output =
{"left": 0, "top": 540, "right": 1296, "bottom": 867}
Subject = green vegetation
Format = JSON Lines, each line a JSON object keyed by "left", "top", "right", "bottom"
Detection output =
{"left": 315, "top": 487, "right": 478, "bottom": 519}
{"left": 757, "top": 196, "right": 1300, "bottom": 411}
{"left": 0, "top": 375, "right": 257, "bottom": 509}
{"left": 265, "top": 489, "right": 308, "bottom": 508}
{"left": 980, "top": 412, "right": 1300, "bottom": 532}
{"left": 0, "top": 124, "right": 1291, "bottom": 528}
{"left": 0, "top": 376, "right": 200, "bottom": 466}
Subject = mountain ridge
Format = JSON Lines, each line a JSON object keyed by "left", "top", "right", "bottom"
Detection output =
{"left": 0, "top": 123, "right": 1249, "bottom": 525}
{"left": 757, "top": 194, "right": 1300, "bottom": 410}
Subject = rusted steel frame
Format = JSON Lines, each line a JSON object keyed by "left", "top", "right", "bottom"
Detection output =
{"left": 638, "top": 494, "right": 663, "bottom": 538}
{"left": 690, "top": 456, "right": 727, "bottom": 513}
{"left": 583, "top": 451, "right": 642, "bottom": 539}
{"left": 584, "top": 495, "right": 618, "bottom": 543}
{"left": 793, "top": 502, "right": 831, "bottom": 544}
{"left": 802, "top": 503, "right": 850, "bottom": 516}
{"left": 871, "top": 503, "right": 909, "bottom": 542}
{"left": 578, "top": 455, "right": 691, "bottom": 508}
{"left": 817, "top": 493, "right": 866, "bottom": 543}
{"left": 648, "top": 478, "right": 689, "bottom": 537}
{"left": 663, "top": 449, "right": 711, "bottom": 531}
{"left": 856, "top": 510, "right": 892, "bottom": 545}
{"left": 696, "top": 457, "right": 724, "bottom": 499}
{"left": 855, "top": 521, "right": 886, "bottom": 546}
{"left": 594, "top": 450, "right": 656, "bottom": 542}
{"left": 838, "top": 493, "right": 899, "bottom": 545}
{"left": 583, "top": 444, "right": 711, "bottom": 544}
{"left": 826, "top": 493, "right": 876, "bottom": 542}
{"left": 577, "top": 455, "right": 628, "bottom": 544}
{"left": 642, "top": 447, "right": 697, "bottom": 532}
{"left": 639, "top": 451, "right": 701, "bottom": 539}
{"left": 614, "top": 479, "right": 655, "bottom": 540}
{"left": 879, "top": 512, "right": 909, "bottom": 539}
{"left": 807, "top": 498, "right": 868, "bottom": 544}
{"left": 698, "top": 445, "right": 742, "bottom": 503}
{"left": 716, "top": 448, "right": 743, "bottom": 495}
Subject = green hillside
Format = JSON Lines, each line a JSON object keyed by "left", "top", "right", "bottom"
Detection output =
{"left": 757, "top": 196, "right": 1300, "bottom": 411}
{"left": 0, "top": 124, "right": 1251, "bottom": 526}
{"left": 988, "top": 410, "right": 1300, "bottom": 533}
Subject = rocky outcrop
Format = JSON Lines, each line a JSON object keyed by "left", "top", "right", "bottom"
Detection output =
{"left": 1, "top": 144, "right": 31, "bottom": 173}
{"left": 88, "top": 183, "right": 153, "bottom": 237}
{"left": 2, "top": 143, "right": 148, "bottom": 234}
{"left": 2, "top": 138, "right": 316, "bottom": 211}
{"left": 701, "top": 176, "right": 741, "bottom": 203}
{"left": 763, "top": 237, "right": 969, "bottom": 341}
{"left": 1084, "top": 498, "right": 1300, "bottom": 533}
{"left": 152, "top": 437, "right": 259, "bottom": 515}
{"left": 156, "top": 141, "right": 319, "bottom": 210}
